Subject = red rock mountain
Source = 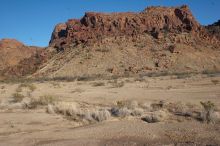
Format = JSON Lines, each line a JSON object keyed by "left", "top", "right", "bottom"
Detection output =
{"left": 49, "top": 5, "right": 213, "bottom": 50}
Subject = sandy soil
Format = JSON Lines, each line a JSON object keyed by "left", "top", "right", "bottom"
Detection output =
{"left": 0, "top": 74, "right": 220, "bottom": 146}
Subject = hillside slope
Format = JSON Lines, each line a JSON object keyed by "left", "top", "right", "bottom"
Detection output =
{"left": 33, "top": 5, "right": 220, "bottom": 78}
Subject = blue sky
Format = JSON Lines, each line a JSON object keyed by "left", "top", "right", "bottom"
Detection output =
{"left": 0, "top": 0, "right": 219, "bottom": 47}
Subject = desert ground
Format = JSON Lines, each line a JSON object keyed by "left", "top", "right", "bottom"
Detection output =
{"left": 0, "top": 73, "right": 220, "bottom": 146}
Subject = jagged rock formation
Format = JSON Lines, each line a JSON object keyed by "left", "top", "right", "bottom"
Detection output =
{"left": 50, "top": 5, "right": 218, "bottom": 51}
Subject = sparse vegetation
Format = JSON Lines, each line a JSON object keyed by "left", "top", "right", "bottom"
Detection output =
{"left": 111, "top": 100, "right": 144, "bottom": 117}
{"left": 12, "top": 93, "right": 25, "bottom": 103}
{"left": 38, "top": 95, "right": 57, "bottom": 105}
{"left": 134, "top": 76, "right": 145, "bottom": 82}
{"left": 110, "top": 80, "right": 124, "bottom": 88}
{"left": 47, "top": 102, "right": 111, "bottom": 123}
{"left": 141, "top": 110, "right": 168, "bottom": 123}
{"left": 16, "top": 83, "right": 37, "bottom": 92}
{"left": 92, "top": 82, "right": 105, "bottom": 87}
{"left": 199, "top": 101, "right": 215, "bottom": 123}
{"left": 50, "top": 82, "right": 61, "bottom": 88}
{"left": 211, "top": 79, "right": 219, "bottom": 85}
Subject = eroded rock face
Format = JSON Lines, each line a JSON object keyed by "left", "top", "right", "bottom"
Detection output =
{"left": 49, "top": 5, "right": 201, "bottom": 50}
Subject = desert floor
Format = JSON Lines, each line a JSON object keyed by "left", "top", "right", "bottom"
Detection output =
{"left": 0, "top": 74, "right": 220, "bottom": 146}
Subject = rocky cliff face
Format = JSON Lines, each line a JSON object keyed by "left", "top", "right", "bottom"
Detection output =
{"left": 49, "top": 5, "right": 203, "bottom": 50}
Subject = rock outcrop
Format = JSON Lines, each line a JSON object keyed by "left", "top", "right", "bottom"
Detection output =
{"left": 49, "top": 5, "right": 202, "bottom": 50}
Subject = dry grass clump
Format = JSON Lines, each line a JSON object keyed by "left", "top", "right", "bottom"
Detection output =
{"left": 110, "top": 107, "right": 131, "bottom": 117}
{"left": 47, "top": 102, "right": 111, "bottom": 123}
{"left": 141, "top": 110, "right": 168, "bottom": 123}
{"left": 89, "top": 109, "right": 111, "bottom": 122}
{"left": 111, "top": 100, "right": 144, "bottom": 117}
{"left": 8, "top": 94, "right": 58, "bottom": 109}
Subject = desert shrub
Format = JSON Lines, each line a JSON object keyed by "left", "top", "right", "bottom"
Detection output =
{"left": 38, "top": 95, "right": 57, "bottom": 105}
{"left": 134, "top": 77, "right": 145, "bottom": 82}
{"left": 12, "top": 93, "right": 25, "bottom": 103}
{"left": 110, "top": 107, "right": 131, "bottom": 117}
{"left": 47, "top": 102, "right": 111, "bottom": 123}
{"left": 90, "top": 109, "right": 111, "bottom": 122}
{"left": 92, "top": 82, "right": 105, "bottom": 87}
{"left": 126, "top": 100, "right": 139, "bottom": 109}
{"left": 116, "top": 100, "right": 138, "bottom": 109}
{"left": 131, "top": 108, "right": 144, "bottom": 116}
{"left": 46, "top": 104, "right": 55, "bottom": 114}
{"left": 199, "top": 101, "right": 215, "bottom": 123}
{"left": 151, "top": 100, "right": 165, "bottom": 111}
{"left": 141, "top": 110, "right": 168, "bottom": 123}
{"left": 211, "top": 79, "right": 219, "bottom": 85}
{"left": 140, "top": 102, "right": 152, "bottom": 111}
{"left": 111, "top": 100, "right": 143, "bottom": 117}
{"left": 110, "top": 80, "right": 124, "bottom": 88}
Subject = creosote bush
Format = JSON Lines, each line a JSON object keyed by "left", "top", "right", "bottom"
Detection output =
{"left": 199, "top": 101, "right": 215, "bottom": 123}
